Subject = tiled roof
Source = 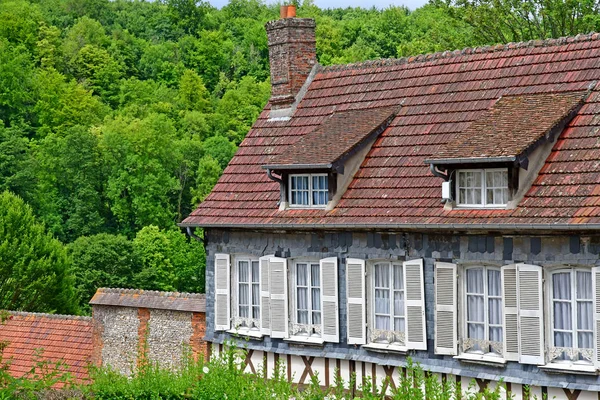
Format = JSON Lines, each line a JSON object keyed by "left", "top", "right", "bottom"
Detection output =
{"left": 183, "top": 33, "right": 600, "bottom": 229}
{"left": 90, "top": 288, "right": 206, "bottom": 313}
{"left": 429, "top": 91, "right": 588, "bottom": 163}
{"left": 0, "top": 312, "right": 92, "bottom": 383}
{"left": 265, "top": 105, "right": 399, "bottom": 169}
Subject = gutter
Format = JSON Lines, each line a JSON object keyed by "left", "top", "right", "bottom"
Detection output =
{"left": 179, "top": 221, "right": 600, "bottom": 232}
{"left": 424, "top": 156, "right": 516, "bottom": 165}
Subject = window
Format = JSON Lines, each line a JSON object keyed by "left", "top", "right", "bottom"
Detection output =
{"left": 462, "top": 266, "right": 503, "bottom": 356}
{"left": 289, "top": 174, "right": 328, "bottom": 207}
{"left": 549, "top": 269, "right": 594, "bottom": 365}
{"left": 370, "top": 262, "right": 405, "bottom": 345}
{"left": 234, "top": 258, "right": 260, "bottom": 331}
{"left": 456, "top": 169, "right": 508, "bottom": 207}
{"left": 291, "top": 261, "right": 321, "bottom": 337}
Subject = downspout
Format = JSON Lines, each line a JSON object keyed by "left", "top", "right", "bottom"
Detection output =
{"left": 186, "top": 226, "right": 203, "bottom": 242}
{"left": 430, "top": 164, "right": 449, "bottom": 181}
{"left": 266, "top": 168, "right": 284, "bottom": 206}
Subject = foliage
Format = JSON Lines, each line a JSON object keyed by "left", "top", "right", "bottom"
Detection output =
{"left": 68, "top": 233, "right": 139, "bottom": 313}
{"left": 1, "top": 0, "right": 600, "bottom": 314}
{"left": 133, "top": 225, "right": 205, "bottom": 293}
{"left": 0, "top": 191, "right": 78, "bottom": 314}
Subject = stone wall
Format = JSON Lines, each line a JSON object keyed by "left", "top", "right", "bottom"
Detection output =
{"left": 204, "top": 228, "right": 600, "bottom": 395}
{"left": 90, "top": 288, "right": 207, "bottom": 375}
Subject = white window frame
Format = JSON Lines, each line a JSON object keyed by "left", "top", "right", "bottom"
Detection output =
{"left": 289, "top": 260, "right": 322, "bottom": 339}
{"left": 229, "top": 256, "right": 262, "bottom": 337}
{"left": 545, "top": 267, "right": 594, "bottom": 368}
{"left": 459, "top": 266, "right": 504, "bottom": 359}
{"left": 455, "top": 168, "right": 508, "bottom": 208}
{"left": 288, "top": 173, "right": 329, "bottom": 208}
{"left": 366, "top": 261, "right": 406, "bottom": 350}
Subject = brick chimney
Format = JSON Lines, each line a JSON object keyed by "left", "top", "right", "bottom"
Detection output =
{"left": 265, "top": 7, "right": 316, "bottom": 112}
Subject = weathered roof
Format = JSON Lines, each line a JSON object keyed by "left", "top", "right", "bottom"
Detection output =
{"left": 428, "top": 91, "right": 588, "bottom": 164}
{"left": 0, "top": 312, "right": 92, "bottom": 383}
{"left": 183, "top": 33, "right": 600, "bottom": 229}
{"left": 264, "top": 105, "right": 399, "bottom": 170}
{"left": 90, "top": 288, "right": 206, "bottom": 313}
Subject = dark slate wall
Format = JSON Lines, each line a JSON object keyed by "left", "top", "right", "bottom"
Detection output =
{"left": 204, "top": 229, "right": 600, "bottom": 391}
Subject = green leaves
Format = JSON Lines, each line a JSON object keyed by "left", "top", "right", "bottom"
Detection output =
{"left": 0, "top": 191, "right": 78, "bottom": 314}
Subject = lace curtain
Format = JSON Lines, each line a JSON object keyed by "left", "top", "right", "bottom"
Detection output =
{"left": 553, "top": 271, "right": 593, "bottom": 350}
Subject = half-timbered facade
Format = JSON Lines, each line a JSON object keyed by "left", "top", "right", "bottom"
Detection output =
{"left": 182, "top": 9, "right": 600, "bottom": 399}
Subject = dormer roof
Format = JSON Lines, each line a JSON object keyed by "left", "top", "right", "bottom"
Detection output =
{"left": 426, "top": 91, "right": 588, "bottom": 166}
{"left": 263, "top": 105, "right": 399, "bottom": 172}
{"left": 182, "top": 33, "right": 600, "bottom": 231}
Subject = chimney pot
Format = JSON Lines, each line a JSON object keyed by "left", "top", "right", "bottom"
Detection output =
{"left": 280, "top": 5, "right": 288, "bottom": 19}
{"left": 286, "top": 5, "right": 296, "bottom": 18}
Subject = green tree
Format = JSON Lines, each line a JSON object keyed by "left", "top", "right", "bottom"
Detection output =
{"left": 27, "top": 126, "right": 107, "bottom": 242}
{"left": 0, "top": 191, "right": 78, "bottom": 314}
{"left": 133, "top": 225, "right": 205, "bottom": 293}
{"left": 191, "top": 154, "right": 222, "bottom": 205}
{"left": 69, "top": 233, "right": 139, "bottom": 313}
{"left": 450, "top": 0, "right": 600, "bottom": 44}
{"left": 100, "top": 114, "right": 182, "bottom": 235}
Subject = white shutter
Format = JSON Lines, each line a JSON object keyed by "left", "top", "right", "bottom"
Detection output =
{"left": 516, "top": 263, "right": 545, "bottom": 365}
{"left": 404, "top": 259, "right": 427, "bottom": 350}
{"left": 269, "top": 257, "right": 288, "bottom": 338}
{"left": 502, "top": 264, "right": 519, "bottom": 361}
{"left": 346, "top": 258, "right": 366, "bottom": 345}
{"left": 320, "top": 257, "right": 339, "bottom": 343}
{"left": 260, "top": 255, "right": 273, "bottom": 335}
{"left": 592, "top": 267, "right": 600, "bottom": 369}
{"left": 214, "top": 253, "right": 231, "bottom": 331}
{"left": 434, "top": 262, "right": 457, "bottom": 355}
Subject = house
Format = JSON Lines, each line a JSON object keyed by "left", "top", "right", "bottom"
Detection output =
{"left": 181, "top": 7, "right": 600, "bottom": 399}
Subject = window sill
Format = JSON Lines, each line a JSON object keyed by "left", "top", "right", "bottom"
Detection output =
{"left": 226, "top": 329, "right": 264, "bottom": 340}
{"left": 540, "top": 363, "right": 598, "bottom": 375}
{"left": 284, "top": 336, "right": 324, "bottom": 346}
{"left": 454, "top": 353, "right": 506, "bottom": 367}
{"left": 362, "top": 343, "right": 408, "bottom": 354}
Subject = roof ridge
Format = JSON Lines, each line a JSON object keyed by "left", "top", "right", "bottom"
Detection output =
{"left": 320, "top": 32, "right": 600, "bottom": 72}
{"left": 7, "top": 311, "right": 92, "bottom": 321}
{"left": 95, "top": 287, "right": 205, "bottom": 299}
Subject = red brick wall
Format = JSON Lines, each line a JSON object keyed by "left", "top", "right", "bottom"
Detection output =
{"left": 266, "top": 18, "right": 316, "bottom": 109}
{"left": 191, "top": 312, "right": 208, "bottom": 362}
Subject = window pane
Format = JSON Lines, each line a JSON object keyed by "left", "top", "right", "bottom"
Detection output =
{"left": 252, "top": 283, "right": 260, "bottom": 306}
{"left": 297, "top": 287, "right": 308, "bottom": 312}
{"left": 311, "top": 264, "right": 320, "bottom": 286}
{"left": 297, "top": 264, "right": 308, "bottom": 286}
{"left": 312, "top": 311, "right": 321, "bottom": 325}
{"left": 487, "top": 270, "right": 501, "bottom": 297}
{"left": 578, "top": 332, "right": 593, "bottom": 349}
{"left": 302, "top": 191, "right": 309, "bottom": 205}
{"left": 577, "top": 271, "right": 592, "bottom": 299}
{"left": 311, "top": 288, "right": 321, "bottom": 312}
{"left": 375, "top": 264, "right": 390, "bottom": 288}
{"left": 489, "top": 326, "right": 502, "bottom": 343}
{"left": 251, "top": 261, "right": 260, "bottom": 283}
{"left": 488, "top": 298, "right": 502, "bottom": 325}
{"left": 394, "top": 291, "right": 404, "bottom": 317}
{"left": 553, "top": 302, "right": 572, "bottom": 330}
{"left": 467, "top": 295, "right": 485, "bottom": 322}
{"left": 553, "top": 273, "right": 571, "bottom": 300}
{"left": 466, "top": 268, "right": 484, "bottom": 294}
{"left": 298, "top": 310, "right": 309, "bottom": 324}
{"left": 394, "top": 317, "right": 405, "bottom": 332}
{"left": 375, "top": 289, "right": 390, "bottom": 314}
{"left": 468, "top": 323, "right": 484, "bottom": 340}
{"left": 473, "top": 188, "right": 482, "bottom": 204}
{"left": 554, "top": 331, "right": 573, "bottom": 347}
{"left": 393, "top": 264, "right": 403, "bottom": 290}
{"left": 376, "top": 316, "right": 390, "bottom": 330}
{"left": 239, "top": 261, "right": 249, "bottom": 283}
{"left": 577, "top": 301, "right": 593, "bottom": 331}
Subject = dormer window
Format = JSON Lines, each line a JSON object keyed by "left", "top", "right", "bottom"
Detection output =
{"left": 456, "top": 169, "right": 508, "bottom": 207}
{"left": 289, "top": 174, "right": 328, "bottom": 207}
